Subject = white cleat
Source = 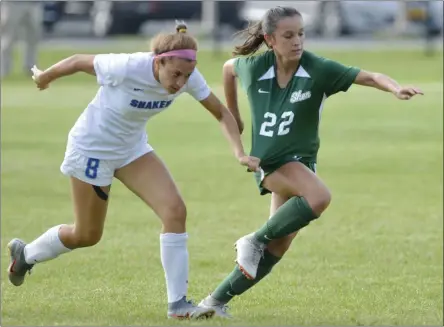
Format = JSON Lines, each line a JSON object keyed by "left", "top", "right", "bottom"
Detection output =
{"left": 167, "top": 296, "right": 215, "bottom": 320}
{"left": 198, "top": 296, "right": 232, "bottom": 319}
{"left": 7, "top": 238, "right": 34, "bottom": 286}
{"left": 234, "top": 233, "right": 265, "bottom": 280}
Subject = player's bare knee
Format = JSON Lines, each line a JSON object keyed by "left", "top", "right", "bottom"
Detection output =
{"left": 159, "top": 200, "right": 187, "bottom": 228}
{"left": 306, "top": 187, "right": 331, "bottom": 216}
{"left": 72, "top": 227, "right": 103, "bottom": 248}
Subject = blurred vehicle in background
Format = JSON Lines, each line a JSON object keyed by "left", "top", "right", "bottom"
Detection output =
{"left": 43, "top": 1, "right": 247, "bottom": 37}
{"left": 241, "top": 1, "right": 443, "bottom": 37}
{"left": 43, "top": 1, "right": 91, "bottom": 33}
{"left": 41, "top": 1, "right": 443, "bottom": 39}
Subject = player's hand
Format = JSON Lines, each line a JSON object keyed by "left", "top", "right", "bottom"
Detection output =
{"left": 31, "top": 65, "right": 49, "bottom": 91}
{"left": 395, "top": 86, "right": 424, "bottom": 100}
{"left": 238, "top": 155, "right": 261, "bottom": 172}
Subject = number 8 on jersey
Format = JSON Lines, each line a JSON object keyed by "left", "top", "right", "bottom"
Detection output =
{"left": 85, "top": 158, "right": 100, "bottom": 179}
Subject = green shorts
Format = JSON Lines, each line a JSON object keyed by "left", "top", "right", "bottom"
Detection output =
{"left": 254, "top": 155, "right": 317, "bottom": 196}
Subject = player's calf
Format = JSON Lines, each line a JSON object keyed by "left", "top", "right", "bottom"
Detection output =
{"left": 19, "top": 225, "right": 72, "bottom": 267}
{"left": 266, "top": 231, "right": 298, "bottom": 257}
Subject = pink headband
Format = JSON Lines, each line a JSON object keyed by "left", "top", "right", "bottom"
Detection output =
{"left": 156, "top": 49, "right": 197, "bottom": 61}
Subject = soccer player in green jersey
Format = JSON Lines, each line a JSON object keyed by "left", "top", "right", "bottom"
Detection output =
{"left": 198, "top": 6, "right": 424, "bottom": 317}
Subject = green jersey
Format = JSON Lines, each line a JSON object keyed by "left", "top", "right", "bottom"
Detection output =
{"left": 234, "top": 50, "right": 360, "bottom": 166}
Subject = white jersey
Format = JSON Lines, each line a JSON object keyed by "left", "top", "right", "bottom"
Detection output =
{"left": 68, "top": 52, "right": 211, "bottom": 160}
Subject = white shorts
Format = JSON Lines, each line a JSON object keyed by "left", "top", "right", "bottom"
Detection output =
{"left": 60, "top": 143, "right": 153, "bottom": 186}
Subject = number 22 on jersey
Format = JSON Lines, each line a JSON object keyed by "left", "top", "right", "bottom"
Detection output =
{"left": 259, "top": 111, "right": 295, "bottom": 137}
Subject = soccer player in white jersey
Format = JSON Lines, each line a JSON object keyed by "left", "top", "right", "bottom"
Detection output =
{"left": 6, "top": 23, "right": 260, "bottom": 320}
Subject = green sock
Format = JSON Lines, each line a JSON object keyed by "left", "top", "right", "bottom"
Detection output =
{"left": 211, "top": 250, "right": 281, "bottom": 303}
{"left": 254, "top": 196, "right": 318, "bottom": 244}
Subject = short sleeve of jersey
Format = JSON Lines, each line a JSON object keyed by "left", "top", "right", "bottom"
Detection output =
{"left": 93, "top": 53, "right": 130, "bottom": 87}
{"left": 186, "top": 68, "right": 211, "bottom": 101}
{"left": 321, "top": 58, "right": 360, "bottom": 97}
{"left": 234, "top": 56, "right": 262, "bottom": 91}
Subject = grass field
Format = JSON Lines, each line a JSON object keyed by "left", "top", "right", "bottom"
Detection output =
{"left": 1, "top": 44, "right": 443, "bottom": 326}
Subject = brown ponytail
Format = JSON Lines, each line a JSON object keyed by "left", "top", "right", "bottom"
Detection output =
{"left": 232, "top": 6, "right": 302, "bottom": 57}
{"left": 233, "top": 21, "right": 266, "bottom": 57}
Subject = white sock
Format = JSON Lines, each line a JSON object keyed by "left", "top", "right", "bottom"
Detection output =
{"left": 160, "top": 233, "right": 189, "bottom": 303}
{"left": 24, "top": 224, "right": 72, "bottom": 264}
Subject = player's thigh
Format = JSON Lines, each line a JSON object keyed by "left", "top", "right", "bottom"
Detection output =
{"left": 61, "top": 147, "right": 113, "bottom": 241}
{"left": 70, "top": 177, "right": 110, "bottom": 243}
{"left": 114, "top": 151, "right": 186, "bottom": 222}
{"left": 263, "top": 161, "right": 331, "bottom": 214}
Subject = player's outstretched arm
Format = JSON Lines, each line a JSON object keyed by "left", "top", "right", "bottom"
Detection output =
{"left": 200, "top": 92, "right": 260, "bottom": 172}
{"left": 223, "top": 59, "right": 244, "bottom": 134}
{"left": 30, "top": 54, "right": 96, "bottom": 90}
{"left": 354, "top": 70, "right": 424, "bottom": 100}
